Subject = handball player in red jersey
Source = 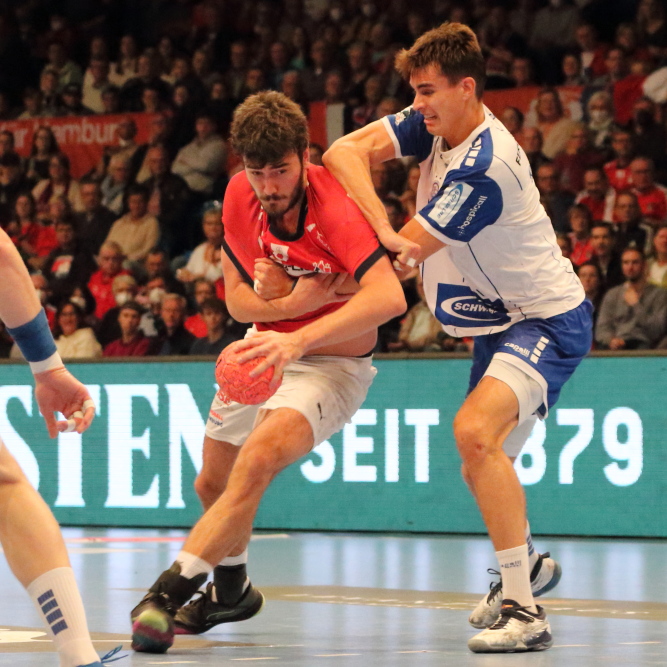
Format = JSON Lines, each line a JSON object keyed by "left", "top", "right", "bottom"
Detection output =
{"left": 130, "top": 91, "right": 406, "bottom": 652}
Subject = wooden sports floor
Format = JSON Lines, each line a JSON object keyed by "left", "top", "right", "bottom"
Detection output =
{"left": 0, "top": 529, "right": 665, "bottom": 666}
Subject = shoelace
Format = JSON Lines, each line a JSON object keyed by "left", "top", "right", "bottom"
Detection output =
{"left": 100, "top": 645, "right": 126, "bottom": 663}
{"left": 489, "top": 605, "right": 536, "bottom": 630}
{"left": 485, "top": 569, "right": 503, "bottom": 603}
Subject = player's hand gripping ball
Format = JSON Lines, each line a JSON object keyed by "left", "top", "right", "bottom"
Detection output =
{"left": 215, "top": 340, "right": 279, "bottom": 405}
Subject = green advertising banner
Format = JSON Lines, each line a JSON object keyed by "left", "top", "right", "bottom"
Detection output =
{"left": 0, "top": 355, "right": 665, "bottom": 537}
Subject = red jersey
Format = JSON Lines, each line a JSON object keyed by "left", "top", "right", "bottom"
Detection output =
{"left": 603, "top": 160, "right": 633, "bottom": 192}
{"left": 222, "top": 165, "right": 384, "bottom": 333}
{"left": 575, "top": 189, "right": 616, "bottom": 222}
{"left": 88, "top": 268, "right": 131, "bottom": 319}
{"left": 634, "top": 185, "right": 667, "bottom": 225}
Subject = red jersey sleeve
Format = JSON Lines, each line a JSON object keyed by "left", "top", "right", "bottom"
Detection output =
{"left": 308, "top": 167, "right": 385, "bottom": 282}
{"left": 221, "top": 172, "right": 261, "bottom": 286}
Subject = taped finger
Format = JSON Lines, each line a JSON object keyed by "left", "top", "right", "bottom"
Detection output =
{"left": 82, "top": 399, "right": 96, "bottom": 412}
{"left": 406, "top": 257, "right": 417, "bottom": 268}
{"left": 64, "top": 410, "right": 84, "bottom": 433}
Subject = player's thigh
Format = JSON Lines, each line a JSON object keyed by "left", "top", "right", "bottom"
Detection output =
{"left": 199, "top": 436, "right": 241, "bottom": 489}
{"left": 262, "top": 355, "right": 376, "bottom": 450}
{"left": 454, "top": 375, "right": 520, "bottom": 453}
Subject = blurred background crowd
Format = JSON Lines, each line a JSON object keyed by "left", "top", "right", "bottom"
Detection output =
{"left": 0, "top": 0, "right": 666, "bottom": 358}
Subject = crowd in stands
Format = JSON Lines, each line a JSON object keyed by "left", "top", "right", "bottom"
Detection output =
{"left": 0, "top": 0, "right": 665, "bottom": 357}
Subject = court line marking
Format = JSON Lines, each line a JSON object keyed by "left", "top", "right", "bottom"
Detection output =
{"left": 314, "top": 655, "right": 362, "bottom": 658}
{"left": 619, "top": 641, "right": 663, "bottom": 645}
{"left": 231, "top": 659, "right": 279, "bottom": 662}
{"left": 65, "top": 534, "right": 289, "bottom": 544}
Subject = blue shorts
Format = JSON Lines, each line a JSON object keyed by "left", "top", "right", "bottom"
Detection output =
{"left": 468, "top": 300, "right": 593, "bottom": 417}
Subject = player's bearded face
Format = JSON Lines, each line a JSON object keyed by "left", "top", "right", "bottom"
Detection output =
{"left": 246, "top": 153, "right": 307, "bottom": 220}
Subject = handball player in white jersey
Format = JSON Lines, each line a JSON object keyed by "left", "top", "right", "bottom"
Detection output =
{"left": 323, "top": 23, "right": 592, "bottom": 653}
{"left": 129, "top": 91, "right": 406, "bottom": 653}
{"left": 0, "top": 229, "right": 117, "bottom": 666}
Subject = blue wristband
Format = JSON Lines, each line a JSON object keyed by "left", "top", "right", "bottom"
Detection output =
{"left": 7, "top": 309, "right": 57, "bottom": 362}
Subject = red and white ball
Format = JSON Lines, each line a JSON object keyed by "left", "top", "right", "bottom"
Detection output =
{"left": 215, "top": 340, "right": 279, "bottom": 405}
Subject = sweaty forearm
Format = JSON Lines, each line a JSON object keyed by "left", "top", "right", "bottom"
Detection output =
{"left": 0, "top": 230, "right": 41, "bottom": 328}
{"left": 225, "top": 281, "right": 310, "bottom": 324}
{"left": 296, "top": 269, "right": 406, "bottom": 354}
{"left": 323, "top": 143, "right": 395, "bottom": 241}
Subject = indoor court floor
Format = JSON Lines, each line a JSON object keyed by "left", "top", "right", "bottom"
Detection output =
{"left": 0, "top": 529, "right": 665, "bottom": 666}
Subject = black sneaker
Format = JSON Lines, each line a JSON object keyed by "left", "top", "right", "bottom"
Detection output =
{"left": 174, "top": 581, "right": 265, "bottom": 635}
{"left": 130, "top": 564, "right": 207, "bottom": 653}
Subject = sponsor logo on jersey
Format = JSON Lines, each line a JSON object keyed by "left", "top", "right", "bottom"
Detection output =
{"left": 456, "top": 195, "right": 488, "bottom": 236}
{"left": 504, "top": 342, "right": 530, "bottom": 357}
{"left": 270, "top": 243, "right": 290, "bottom": 263}
{"left": 434, "top": 284, "right": 511, "bottom": 327}
{"left": 430, "top": 182, "right": 473, "bottom": 227}
{"left": 208, "top": 409, "right": 224, "bottom": 426}
{"left": 393, "top": 106, "right": 412, "bottom": 126}
{"left": 312, "top": 260, "right": 332, "bottom": 273}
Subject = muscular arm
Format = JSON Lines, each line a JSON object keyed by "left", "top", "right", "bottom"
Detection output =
{"left": 323, "top": 121, "right": 420, "bottom": 265}
{"left": 237, "top": 255, "right": 407, "bottom": 377}
{"left": 295, "top": 255, "right": 406, "bottom": 353}
{"left": 0, "top": 228, "right": 41, "bottom": 328}
{"left": 222, "top": 248, "right": 347, "bottom": 323}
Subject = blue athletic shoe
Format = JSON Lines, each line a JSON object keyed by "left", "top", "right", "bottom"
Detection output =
{"left": 78, "top": 644, "right": 126, "bottom": 666}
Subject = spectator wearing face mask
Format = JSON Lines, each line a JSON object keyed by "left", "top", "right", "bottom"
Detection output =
{"left": 95, "top": 274, "right": 139, "bottom": 348}
{"left": 87, "top": 241, "right": 130, "bottom": 320}
{"left": 103, "top": 301, "right": 154, "bottom": 357}
{"left": 585, "top": 91, "right": 615, "bottom": 152}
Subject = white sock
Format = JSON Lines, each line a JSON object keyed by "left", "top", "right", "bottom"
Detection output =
{"left": 220, "top": 548, "right": 248, "bottom": 567}
{"left": 27, "top": 567, "right": 99, "bottom": 667}
{"left": 525, "top": 521, "right": 539, "bottom": 570}
{"left": 496, "top": 544, "right": 537, "bottom": 613}
{"left": 175, "top": 551, "right": 214, "bottom": 580}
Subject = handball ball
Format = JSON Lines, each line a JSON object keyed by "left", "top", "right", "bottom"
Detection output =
{"left": 215, "top": 340, "right": 278, "bottom": 405}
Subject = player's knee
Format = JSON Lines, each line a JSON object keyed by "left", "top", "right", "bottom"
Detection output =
{"left": 453, "top": 416, "right": 493, "bottom": 465}
{"left": 460, "top": 462, "right": 473, "bottom": 491}
{"left": 194, "top": 472, "right": 226, "bottom": 507}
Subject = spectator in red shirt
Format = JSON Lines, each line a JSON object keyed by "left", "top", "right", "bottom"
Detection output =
{"left": 631, "top": 157, "right": 667, "bottom": 227}
{"left": 567, "top": 204, "right": 594, "bottom": 265}
{"left": 604, "top": 129, "right": 635, "bottom": 191}
{"left": 184, "top": 278, "right": 215, "bottom": 338}
{"left": 575, "top": 166, "right": 616, "bottom": 222}
{"left": 87, "top": 240, "right": 130, "bottom": 320}
{"left": 103, "top": 301, "right": 153, "bottom": 357}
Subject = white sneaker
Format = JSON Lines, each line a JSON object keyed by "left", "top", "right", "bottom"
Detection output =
{"left": 468, "top": 600, "right": 553, "bottom": 653}
{"left": 468, "top": 552, "right": 562, "bottom": 629}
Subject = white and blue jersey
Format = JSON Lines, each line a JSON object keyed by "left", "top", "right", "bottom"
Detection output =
{"left": 382, "top": 106, "right": 585, "bottom": 338}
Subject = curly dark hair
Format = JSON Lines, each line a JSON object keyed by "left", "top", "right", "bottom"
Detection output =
{"left": 230, "top": 91, "right": 309, "bottom": 167}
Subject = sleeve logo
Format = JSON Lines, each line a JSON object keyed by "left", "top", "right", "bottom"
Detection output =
{"left": 430, "top": 182, "right": 473, "bottom": 227}
{"left": 393, "top": 106, "right": 413, "bottom": 126}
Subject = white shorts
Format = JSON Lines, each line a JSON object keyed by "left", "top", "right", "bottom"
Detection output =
{"left": 205, "top": 354, "right": 377, "bottom": 449}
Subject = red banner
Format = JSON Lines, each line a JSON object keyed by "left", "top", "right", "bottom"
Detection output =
{"left": 484, "top": 85, "right": 584, "bottom": 119}
{"left": 0, "top": 113, "right": 158, "bottom": 179}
